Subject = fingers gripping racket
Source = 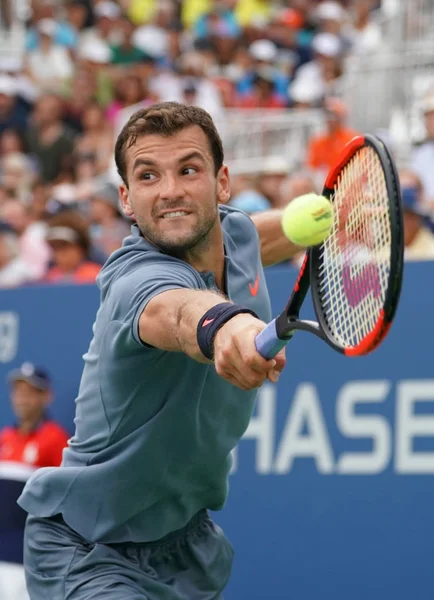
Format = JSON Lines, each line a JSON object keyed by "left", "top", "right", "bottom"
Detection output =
{"left": 255, "top": 134, "right": 404, "bottom": 359}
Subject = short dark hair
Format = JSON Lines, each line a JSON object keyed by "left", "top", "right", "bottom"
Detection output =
{"left": 114, "top": 102, "right": 224, "bottom": 185}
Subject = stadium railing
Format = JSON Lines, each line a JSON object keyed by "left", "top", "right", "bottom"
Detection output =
{"left": 216, "top": 109, "right": 325, "bottom": 176}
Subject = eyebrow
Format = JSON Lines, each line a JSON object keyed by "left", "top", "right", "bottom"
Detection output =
{"left": 132, "top": 151, "right": 206, "bottom": 172}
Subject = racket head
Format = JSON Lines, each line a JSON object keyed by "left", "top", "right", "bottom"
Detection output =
{"left": 309, "top": 134, "right": 404, "bottom": 356}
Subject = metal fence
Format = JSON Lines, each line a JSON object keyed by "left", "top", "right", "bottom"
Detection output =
{"left": 216, "top": 109, "right": 325, "bottom": 175}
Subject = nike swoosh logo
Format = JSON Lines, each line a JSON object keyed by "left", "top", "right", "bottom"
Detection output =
{"left": 203, "top": 318, "right": 215, "bottom": 327}
{"left": 249, "top": 274, "right": 259, "bottom": 297}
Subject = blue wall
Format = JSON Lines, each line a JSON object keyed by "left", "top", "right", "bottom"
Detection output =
{"left": 1, "top": 263, "right": 433, "bottom": 600}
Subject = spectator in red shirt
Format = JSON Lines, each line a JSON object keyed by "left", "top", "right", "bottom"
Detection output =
{"left": 0, "top": 362, "right": 69, "bottom": 600}
{"left": 305, "top": 96, "right": 359, "bottom": 178}
{"left": 43, "top": 211, "right": 102, "bottom": 284}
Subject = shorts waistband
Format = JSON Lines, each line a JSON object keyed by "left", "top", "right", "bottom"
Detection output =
{"left": 49, "top": 509, "right": 208, "bottom": 548}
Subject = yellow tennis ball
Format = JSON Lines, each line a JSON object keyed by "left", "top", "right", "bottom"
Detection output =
{"left": 281, "top": 193, "right": 333, "bottom": 247}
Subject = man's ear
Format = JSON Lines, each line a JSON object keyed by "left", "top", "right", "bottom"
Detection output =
{"left": 119, "top": 184, "right": 135, "bottom": 219}
{"left": 217, "top": 165, "right": 230, "bottom": 205}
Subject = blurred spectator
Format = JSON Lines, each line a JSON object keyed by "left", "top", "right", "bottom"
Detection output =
{"left": 0, "top": 198, "right": 50, "bottom": 280}
{"left": 0, "top": 129, "right": 25, "bottom": 157}
{"left": 26, "top": 0, "right": 79, "bottom": 50}
{"left": 0, "top": 362, "right": 69, "bottom": 600}
{"left": 75, "top": 101, "right": 113, "bottom": 174}
{"left": 289, "top": 32, "right": 344, "bottom": 105}
{"left": 111, "top": 15, "right": 149, "bottom": 65}
{"left": 43, "top": 211, "right": 102, "bottom": 283}
{"left": 78, "top": 0, "right": 122, "bottom": 59}
{"left": 400, "top": 169, "right": 434, "bottom": 261}
{"left": 236, "top": 67, "right": 286, "bottom": 109}
{"left": 26, "top": 93, "right": 76, "bottom": 183}
{"left": 306, "top": 97, "right": 359, "bottom": 177}
{"left": 236, "top": 39, "right": 290, "bottom": 106}
{"left": 0, "top": 75, "right": 30, "bottom": 136}
{"left": 194, "top": 1, "right": 240, "bottom": 41}
{"left": 0, "top": 221, "right": 34, "bottom": 288}
{"left": 410, "top": 95, "right": 434, "bottom": 207}
{"left": 229, "top": 174, "right": 271, "bottom": 214}
{"left": 0, "top": 152, "right": 36, "bottom": 203}
{"left": 280, "top": 170, "right": 318, "bottom": 204}
{"left": 26, "top": 18, "right": 75, "bottom": 90}
{"left": 88, "top": 182, "right": 130, "bottom": 255}
{"left": 257, "top": 156, "right": 291, "bottom": 208}
{"left": 344, "top": 0, "right": 384, "bottom": 55}
{"left": 106, "top": 73, "right": 156, "bottom": 126}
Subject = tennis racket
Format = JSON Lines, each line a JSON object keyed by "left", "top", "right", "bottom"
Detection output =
{"left": 255, "top": 134, "right": 404, "bottom": 359}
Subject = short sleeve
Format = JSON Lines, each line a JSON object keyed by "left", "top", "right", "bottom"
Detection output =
{"left": 109, "top": 256, "right": 205, "bottom": 346}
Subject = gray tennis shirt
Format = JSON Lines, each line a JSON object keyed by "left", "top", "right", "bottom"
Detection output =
{"left": 18, "top": 205, "right": 271, "bottom": 544}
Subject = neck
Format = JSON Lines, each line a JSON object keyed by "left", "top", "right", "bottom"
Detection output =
{"left": 179, "top": 223, "right": 226, "bottom": 291}
{"left": 18, "top": 415, "right": 43, "bottom": 435}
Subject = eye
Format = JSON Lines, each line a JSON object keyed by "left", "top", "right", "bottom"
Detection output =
{"left": 139, "top": 172, "right": 157, "bottom": 181}
{"left": 182, "top": 166, "right": 198, "bottom": 176}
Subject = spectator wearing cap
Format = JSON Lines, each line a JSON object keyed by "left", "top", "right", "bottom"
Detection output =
{"left": 26, "top": 18, "right": 75, "bottom": 90}
{"left": 26, "top": 1, "right": 78, "bottom": 51}
{"left": 306, "top": 97, "right": 359, "bottom": 176}
{"left": 89, "top": 183, "right": 130, "bottom": 256}
{"left": 0, "top": 75, "right": 30, "bottom": 136}
{"left": 410, "top": 94, "right": 434, "bottom": 206}
{"left": 289, "top": 32, "right": 344, "bottom": 105}
{"left": 236, "top": 39, "right": 290, "bottom": 105}
{"left": 236, "top": 66, "right": 287, "bottom": 109}
{"left": 0, "top": 362, "right": 69, "bottom": 600}
{"left": 257, "top": 156, "right": 291, "bottom": 208}
{"left": 77, "top": 1, "right": 122, "bottom": 60}
{"left": 344, "top": 0, "right": 384, "bottom": 56}
{"left": 26, "top": 93, "right": 76, "bottom": 183}
{"left": 43, "top": 211, "right": 101, "bottom": 284}
{"left": 399, "top": 169, "right": 434, "bottom": 261}
{"left": 0, "top": 222, "right": 34, "bottom": 288}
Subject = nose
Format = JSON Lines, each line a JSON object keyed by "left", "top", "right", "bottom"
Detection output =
{"left": 159, "top": 173, "right": 185, "bottom": 202}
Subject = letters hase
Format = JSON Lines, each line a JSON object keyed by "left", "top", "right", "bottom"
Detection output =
{"left": 230, "top": 381, "right": 434, "bottom": 475}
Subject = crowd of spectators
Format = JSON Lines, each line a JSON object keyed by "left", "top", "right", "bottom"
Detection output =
{"left": 0, "top": 0, "right": 432, "bottom": 289}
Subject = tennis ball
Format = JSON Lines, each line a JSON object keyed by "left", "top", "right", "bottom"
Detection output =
{"left": 281, "top": 193, "right": 333, "bottom": 247}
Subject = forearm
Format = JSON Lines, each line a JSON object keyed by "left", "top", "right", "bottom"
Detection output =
{"left": 138, "top": 289, "right": 228, "bottom": 361}
{"left": 251, "top": 210, "right": 303, "bottom": 266}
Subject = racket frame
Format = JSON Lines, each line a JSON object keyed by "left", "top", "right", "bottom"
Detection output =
{"left": 271, "top": 134, "right": 404, "bottom": 356}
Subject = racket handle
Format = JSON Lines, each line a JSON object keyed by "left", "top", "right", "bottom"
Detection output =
{"left": 255, "top": 319, "right": 290, "bottom": 359}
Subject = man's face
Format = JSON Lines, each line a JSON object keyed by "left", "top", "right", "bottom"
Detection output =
{"left": 11, "top": 380, "right": 48, "bottom": 423}
{"left": 424, "top": 110, "right": 434, "bottom": 138}
{"left": 119, "top": 126, "right": 230, "bottom": 255}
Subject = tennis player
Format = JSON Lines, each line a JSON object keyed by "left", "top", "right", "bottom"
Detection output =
{"left": 18, "top": 102, "right": 302, "bottom": 599}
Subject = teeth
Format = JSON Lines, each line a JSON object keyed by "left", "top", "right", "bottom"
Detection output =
{"left": 162, "top": 211, "right": 188, "bottom": 218}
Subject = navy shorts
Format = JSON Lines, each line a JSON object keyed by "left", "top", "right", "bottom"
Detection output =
{"left": 24, "top": 511, "right": 234, "bottom": 599}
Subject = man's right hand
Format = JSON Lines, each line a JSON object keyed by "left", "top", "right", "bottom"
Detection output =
{"left": 213, "top": 314, "right": 286, "bottom": 391}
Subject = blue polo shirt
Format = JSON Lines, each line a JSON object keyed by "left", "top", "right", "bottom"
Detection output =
{"left": 18, "top": 205, "right": 271, "bottom": 544}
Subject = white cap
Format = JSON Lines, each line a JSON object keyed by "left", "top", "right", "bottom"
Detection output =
{"left": 94, "top": 1, "right": 121, "bottom": 19}
{"left": 80, "top": 39, "right": 112, "bottom": 63}
{"left": 0, "top": 75, "right": 17, "bottom": 96}
{"left": 290, "top": 77, "right": 323, "bottom": 104}
{"left": 311, "top": 32, "right": 341, "bottom": 57}
{"left": 422, "top": 95, "right": 434, "bottom": 114}
{"left": 248, "top": 39, "right": 278, "bottom": 62}
{"left": 38, "top": 18, "right": 57, "bottom": 37}
{"left": 316, "top": 2, "right": 347, "bottom": 22}
{"left": 261, "top": 156, "right": 290, "bottom": 175}
{"left": 0, "top": 56, "right": 23, "bottom": 72}
{"left": 132, "top": 26, "right": 168, "bottom": 58}
{"left": 36, "top": 19, "right": 57, "bottom": 37}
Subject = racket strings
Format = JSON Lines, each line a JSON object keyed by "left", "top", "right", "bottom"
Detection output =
{"left": 318, "top": 146, "right": 391, "bottom": 347}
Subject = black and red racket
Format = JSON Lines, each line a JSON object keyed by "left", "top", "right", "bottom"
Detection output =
{"left": 255, "top": 134, "right": 404, "bottom": 358}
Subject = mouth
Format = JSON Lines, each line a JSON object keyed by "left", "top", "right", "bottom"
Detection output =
{"left": 160, "top": 211, "right": 191, "bottom": 219}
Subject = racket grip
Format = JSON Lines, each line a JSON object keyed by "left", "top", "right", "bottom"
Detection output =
{"left": 255, "top": 319, "right": 289, "bottom": 359}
